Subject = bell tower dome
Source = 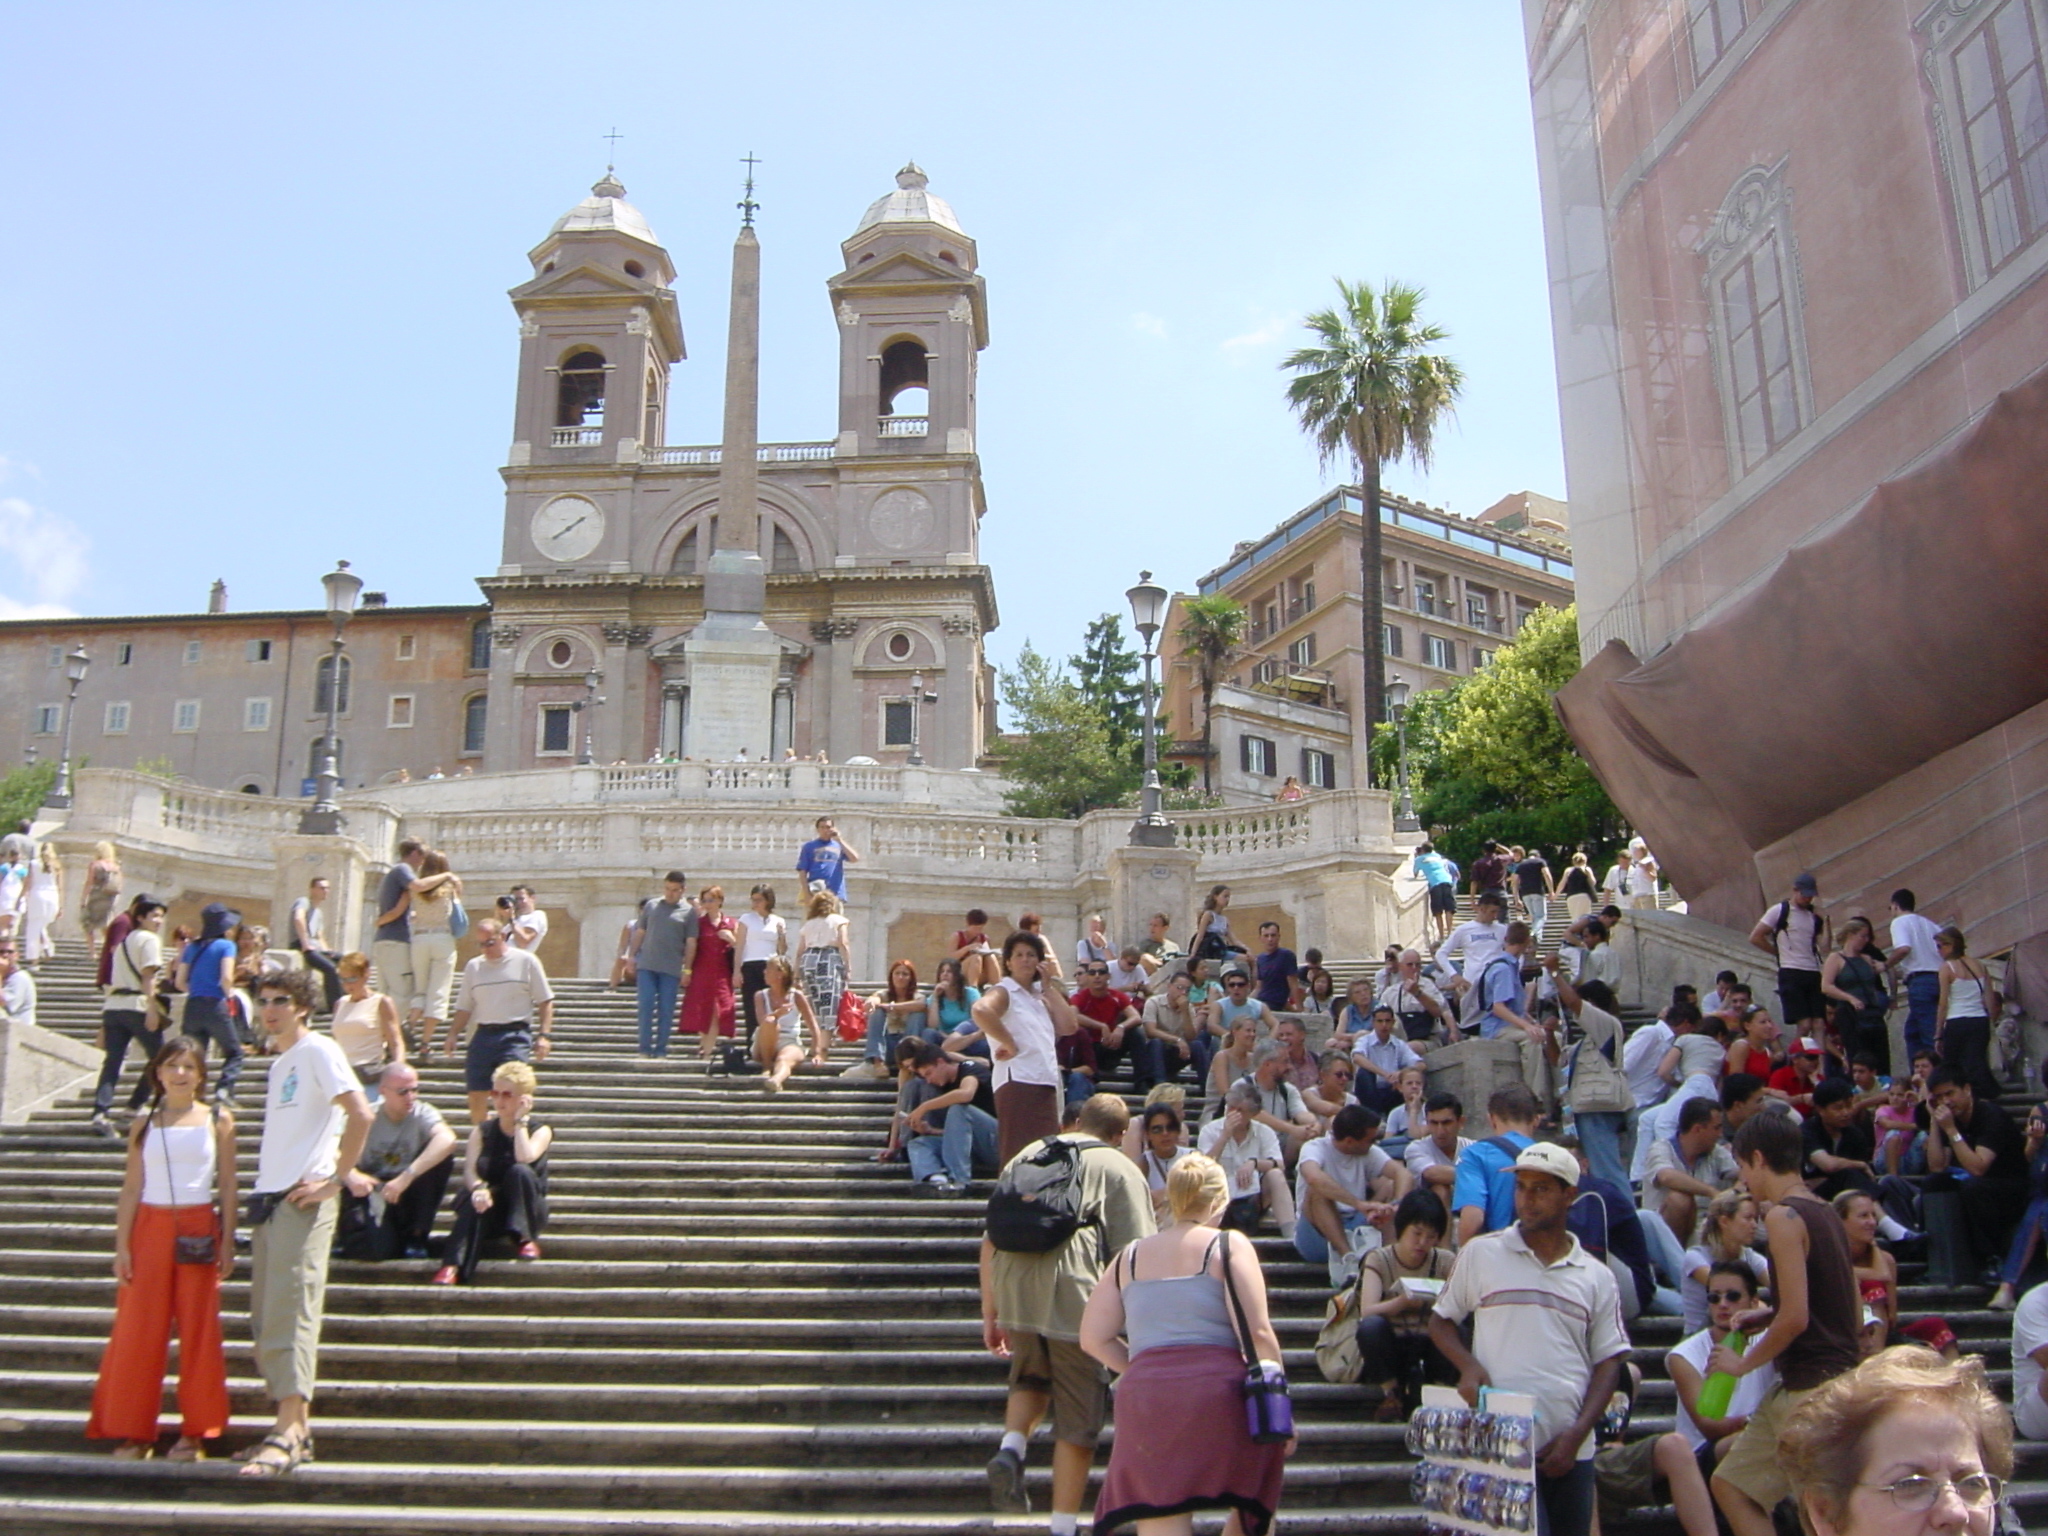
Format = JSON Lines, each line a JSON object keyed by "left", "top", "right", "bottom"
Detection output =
{"left": 828, "top": 164, "right": 987, "bottom": 457}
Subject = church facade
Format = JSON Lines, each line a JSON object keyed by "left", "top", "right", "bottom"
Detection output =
{"left": 0, "top": 167, "right": 1000, "bottom": 789}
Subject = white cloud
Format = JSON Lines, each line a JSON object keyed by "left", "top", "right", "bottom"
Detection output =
{"left": 1219, "top": 315, "right": 1289, "bottom": 361}
{"left": 0, "top": 463, "right": 88, "bottom": 619}
{"left": 1129, "top": 311, "right": 1169, "bottom": 340}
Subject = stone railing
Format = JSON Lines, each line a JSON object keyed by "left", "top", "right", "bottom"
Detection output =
{"left": 551, "top": 426, "right": 604, "bottom": 447}
{"left": 877, "top": 417, "right": 928, "bottom": 437}
{"left": 368, "top": 761, "right": 1010, "bottom": 814}
{"left": 640, "top": 441, "right": 836, "bottom": 466}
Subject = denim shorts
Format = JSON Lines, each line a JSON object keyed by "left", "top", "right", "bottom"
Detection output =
{"left": 466, "top": 1024, "right": 533, "bottom": 1092}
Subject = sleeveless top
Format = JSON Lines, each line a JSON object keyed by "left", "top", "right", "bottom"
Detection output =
{"left": 1946, "top": 969, "right": 1988, "bottom": 1019}
{"left": 1120, "top": 1235, "right": 1240, "bottom": 1356}
{"left": 991, "top": 977, "right": 1058, "bottom": 1091}
{"left": 1773, "top": 1191, "right": 1862, "bottom": 1390}
{"left": 330, "top": 993, "right": 390, "bottom": 1068}
{"left": 141, "top": 1119, "right": 216, "bottom": 1206}
{"left": 759, "top": 991, "right": 803, "bottom": 1054}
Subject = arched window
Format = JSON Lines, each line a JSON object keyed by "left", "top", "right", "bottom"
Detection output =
{"left": 643, "top": 368, "right": 662, "bottom": 446}
{"left": 878, "top": 339, "right": 928, "bottom": 415}
{"left": 671, "top": 527, "right": 697, "bottom": 573}
{"left": 463, "top": 694, "right": 488, "bottom": 755}
{"left": 314, "top": 653, "right": 351, "bottom": 715}
{"left": 469, "top": 619, "right": 493, "bottom": 671}
{"left": 771, "top": 525, "right": 801, "bottom": 573}
{"left": 556, "top": 350, "right": 607, "bottom": 427}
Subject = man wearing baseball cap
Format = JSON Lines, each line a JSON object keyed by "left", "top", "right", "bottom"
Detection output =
{"left": 1429, "top": 1142, "right": 1630, "bottom": 1536}
{"left": 1748, "top": 874, "right": 1830, "bottom": 1046}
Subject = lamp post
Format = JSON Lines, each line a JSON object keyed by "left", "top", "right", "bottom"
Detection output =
{"left": 1385, "top": 675, "right": 1419, "bottom": 832}
{"left": 1126, "top": 571, "right": 1174, "bottom": 847}
{"left": 905, "top": 670, "right": 938, "bottom": 767}
{"left": 299, "top": 561, "right": 363, "bottom": 835}
{"left": 43, "top": 644, "right": 91, "bottom": 810}
{"left": 575, "top": 669, "right": 604, "bottom": 765}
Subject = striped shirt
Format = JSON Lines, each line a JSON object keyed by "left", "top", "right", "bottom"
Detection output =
{"left": 453, "top": 949, "right": 554, "bottom": 1027}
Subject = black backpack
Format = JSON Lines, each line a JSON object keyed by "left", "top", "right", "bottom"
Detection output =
{"left": 986, "top": 1136, "right": 1102, "bottom": 1255}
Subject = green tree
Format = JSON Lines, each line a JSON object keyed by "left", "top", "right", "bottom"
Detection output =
{"left": 996, "top": 643, "right": 1129, "bottom": 820}
{"left": 1173, "top": 594, "right": 1247, "bottom": 793}
{"left": 0, "top": 761, "right": 57, "bottom": 834}
{"left": 1371, "top": 605, "right": 1622, "bottom": 865}
{"left": 1282, "top": 279, "right": 1464, "bottom": 727}
{"left": 1069, "top": 614, "right": 1144, "bottom": 767}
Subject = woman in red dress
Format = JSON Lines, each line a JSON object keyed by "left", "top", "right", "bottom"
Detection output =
{"left": 680, "top": 885, "right": 740, "bottom": 1057}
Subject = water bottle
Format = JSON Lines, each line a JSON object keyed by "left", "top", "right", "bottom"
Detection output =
{"left": 1695, "top": 1334, "right": 1747, "bottom": 1419}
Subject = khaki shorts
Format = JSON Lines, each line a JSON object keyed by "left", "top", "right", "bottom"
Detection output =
{"left": 1714, "top": 1384, "right": 1815, "bottom": 1511}
{"left": 1594, "top": 1435, "right": 1664, "bottom": 1519}
{"left": 1006, "top": 1329, "right": 1108, "bottom": 1448}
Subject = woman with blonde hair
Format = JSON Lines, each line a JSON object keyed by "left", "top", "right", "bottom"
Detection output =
{"left": 1680, "top": 1187, "right": 1767, "bottom": 1333}
{"left": 1834, "top": 1187, "right": 1900, "bottom": 1340}
{"left": 1558, "top": 851, "right": 1598, "bottom": 922}
{"left": 1081, "top": 1151, "right": 1290, "bottom": 1536}
{"left": 753, "top": 954, "right": 826, "bottom": 1094}
{"left": 83, "top": 841, "right": 123, "bottom": 953}
{"left": 331, "top": 952, "right": 406, "bottom": 1095}
{"left": 794, "top": 888, "right": 850, "bottom": 1033}
{"left": 19, "top": 841, "right": 62, "bottom": 965}
{"left": 406, "top": 849, "right": 463, "bottom": 1051}
{"left": 1777, "top": 1345, "right": 2011, "bottom": 1536}
{"left": 432, "top": 1060, "right": 551, "bottom": 1286}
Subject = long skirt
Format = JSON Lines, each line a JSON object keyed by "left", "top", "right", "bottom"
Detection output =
{"left": 801, "top": 948, "right": 847, "bottom": 1034}
{"left": 1095, "top": 1343, "right": 1285, "bottom": 1536}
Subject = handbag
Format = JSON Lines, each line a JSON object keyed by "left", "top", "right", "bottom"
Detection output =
{"left": 448, "top": 898, "right": 470, "bottom": 940}
{"left": 158, "top": 1111, "right": 220, "bottom": 1266}
{"left": 834, "top": 989, "right": 867, "bottom": 1044}
{"left": 1564, "top": 1026, "right": 1634, "bottom": 1116}
{"left": 1314, "top": 1272, "right": 1366, "bottom": 1384}
{"left": 1217, "top": 1230, "right": 1294, "bottom": 1444}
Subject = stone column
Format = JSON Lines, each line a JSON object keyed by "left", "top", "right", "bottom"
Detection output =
{"left": 939, "top": 617, "right": 979, "bottom": 770}
{"left": 820, "top": 619, "right": 860, "bottom": 761}
{"left": 1106, "top": 843, "right": 1202, "bottom": 961}
{"left": 483, "top": 624, "right": 523, "bottom": 773}
{"left": 601, "top": 624, "right": 651, "bottom": 763}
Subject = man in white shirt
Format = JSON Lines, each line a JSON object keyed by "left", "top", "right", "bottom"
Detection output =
{"left": 1429, "top": 1143, "right": 1630, "bottom": 1536}
{"left": 91, "top": 898, "right": 166, "bottom": 1136}
{"left": 1198, "top": 1081, "right": 1295, "bottom": 1238}
{"left": 1884, "top": 887, "right": 1944, "bottom": 1067}
{"left": 1748, "top": 873, "right": 1829, "bottom": 1042}
{"left": 508, "top": 885, "right": 549, "bottom": 952}
{"left": 1293, "top": 1104, "right": 1410, "bottom": 1284}
{"left": 2013, "top": 1281, "right": 2048, "bottom": 1440}
{"left": 1376, "top": 949, "right": 1452, "bottom": 1044}
{"left": 0, "top": 939, "right": 36, "bottom": 1030}
{"left": 446, "top": 920, "right": 555, "bottom": 1126}
{"left": 239, "top": 968, "right": 373, "bottom": 1478}
{"left": 1436, "top": 890, "right": 1508, "bottom": 1029}
{"left": 288, "top": 877, "right": 344, "bottom": 1014}
{"left": 1352, "top": 1005, "right": 1422, "bottom": 1115}
{"left": 1404, "top": 1091, "right": 1471, "bottom": 1217}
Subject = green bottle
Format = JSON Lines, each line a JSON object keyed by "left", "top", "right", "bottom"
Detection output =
{"left": 1695, "top": 1334, "right": 1747, "bottom": 1419}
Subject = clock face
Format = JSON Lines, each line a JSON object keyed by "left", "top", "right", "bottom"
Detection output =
{"left": 530, "top": 495, "right": 605, "bottom": 562}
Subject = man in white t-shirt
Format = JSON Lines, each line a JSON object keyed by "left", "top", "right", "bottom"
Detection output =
{"left": 508, "top": 885, "right": 549, "bottom": 952}
{"left": 1293, "top": 1104, "right": 1410, "bottom": 1283}
{"left": 1884, "top": 887, "right": 1944, "bottom": 1067}
{"left": 1436, "top": 891, "right": 1508, "bottom": 1029}
{"left": 1748, "top": 873, "right": 1830, "bottom": 1042}
{"left": 1429, "top": 1143, "right": 1630, "bottom": 1536}
{"left": 2013, "top": 1281, "right": 2048, "bottom": 1440}
{"left": 1197, "top": 1081, "right": 1294, "bottom": 1237}
{"left": 447, "top": 921, "right": 555, "bottom": 1126}
{"left": 240, "top": 968, "right": 373, "bottom": 1478}
{"left": 1404, "top": 1091, "right": 1471, "bottom": 1217}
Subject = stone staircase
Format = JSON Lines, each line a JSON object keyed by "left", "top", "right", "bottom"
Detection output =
{"left": 0, "top": 947, "right": 2042, "bottom": 1532}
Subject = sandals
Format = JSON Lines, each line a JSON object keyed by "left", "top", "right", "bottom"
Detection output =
{"left": 167, "top": 1438, "right": 207, "bottom": 1462}
{"left": 111, "top": 1442, "right": 155, "bottom": 1460}
{"left": 237, "top": 1431, "right": 312, "bottom": 1477}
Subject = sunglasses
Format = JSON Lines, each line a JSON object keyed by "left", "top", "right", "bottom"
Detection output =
{"left": 1225, "top": 978, "right": 1249, "bottom": 987}
{"left": 256, "top": 996, "right": 297, "bottom": 1009}
{"left": 1705, "top": 1289, "right": 1750, "bottom": 1304}
{"left": 1080, "top": 967, "right": 1107, "bottom": 976}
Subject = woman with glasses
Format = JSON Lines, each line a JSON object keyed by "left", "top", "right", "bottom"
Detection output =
{"left": 1776, "top": 1346, "right": 2012, "bottom": 1536}
{"left": 1132, "top": 1101, "right": 1194, "bottom": 1221}
{"left": 1141, "top": 971, "right": 1205, "bottom": 1086}
{"left": 432, "top": 1060, "right": 552, "bottom": 1286}
{"left": 1667, "top": 1261, "right": 1775, "bottom": 1483}
{"left": 1680, "top": 1189, "right": 1768, "bottom": 1335}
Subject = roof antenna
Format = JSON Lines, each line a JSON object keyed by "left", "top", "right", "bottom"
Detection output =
{"left": 739, "top": 152, "right": 761, "bottom": 227}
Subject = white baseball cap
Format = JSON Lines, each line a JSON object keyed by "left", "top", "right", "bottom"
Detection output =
{"left": 1513, "top": 1142, "right": 1581, "bottom": 1188}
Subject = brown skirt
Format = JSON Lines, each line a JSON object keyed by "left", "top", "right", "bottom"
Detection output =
{"left": 1095, "top": 1343, "right": 1286, "bottom": 1536}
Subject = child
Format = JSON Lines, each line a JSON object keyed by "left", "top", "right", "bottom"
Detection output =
{"left": 1874, "top": 1079, "right": 1920, "bottom": 1175}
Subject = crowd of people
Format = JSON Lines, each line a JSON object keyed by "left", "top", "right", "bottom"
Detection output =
{"left": 37, "top": 806, "right": 2044, "bottom": 1534}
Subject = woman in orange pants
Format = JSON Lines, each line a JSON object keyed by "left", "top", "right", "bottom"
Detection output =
{"left": 87, "top": 1036, "right": 238, "bottom": 1459}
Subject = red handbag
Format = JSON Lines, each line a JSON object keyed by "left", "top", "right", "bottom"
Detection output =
{"left": 835, "top": 990, "right": 867, "bottom": 1043}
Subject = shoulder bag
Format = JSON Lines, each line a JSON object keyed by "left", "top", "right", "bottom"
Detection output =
{"left": 1565, "top": 1021, "right": 1635, "bottom": 1116}
{"left": 158, "top": 1107, "right": 221, "bottom": 1266}
{"left": 1218, "top": 1230, "right": 1294, "bottom": 1443}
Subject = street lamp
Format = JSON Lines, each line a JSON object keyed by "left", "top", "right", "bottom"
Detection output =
{"left": 905, "top": 670, "right": 939, "bottom": 767}
{"left": 574, "top": 669, "right": 604, "bottom": 765}
{"left": 299, "top": 560, "right": 363, "bottom": 835}
{"left": 1125, "top": 570, "right": 1174, "bottom": 847}
{"left": 1385, "top": 675, "right": 1419, "bottom": 832}
{"left": 43, "top": 644, "right": 91, "bottom": 810}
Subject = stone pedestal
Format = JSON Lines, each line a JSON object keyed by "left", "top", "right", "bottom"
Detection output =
{"left": 1106, "top": 842, "right": 1202, "bottom": 959}
{"left": 0, "top": 1015, "right": 98, "bottom": 1125}
{"left": 682, "top": 574, "right": 780, "bottom": 764}
{"left": 270, "top": 833, "right": 375, "bottom": 956}
{"left": 1422, "top": 1037, "right": 1527, "bottom": 1117}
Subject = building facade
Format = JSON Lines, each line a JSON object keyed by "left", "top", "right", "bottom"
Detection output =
{"left": 1525, "top": 0, "right": 2048, "bottom": 949}
{"left": 1159, "top": 487, "right": 1575, "bottom": 803}
{"left": 0, "top": 167, "right": 1001, "bottom": 798}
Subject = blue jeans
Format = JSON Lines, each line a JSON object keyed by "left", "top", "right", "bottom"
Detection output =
{"left": 1537, "top": 1458, "right": 1596, "bottom": 1536}
{"left": 1294, "top": 1206, "right": 1369, "bottom": 1265}
{"left": 865, "top": 1008, "right": 909, "bottom": 1065}
{"left": 1188, "top": 1033, "right": 1216, "bottom": 1085}
{"left": 636, "top": 969, "right": 681, "bottom": 1056}
{"left": 907, "top": 1104, "right": 999, "bottom": 1184}
{"left": 1576, "top": 1111, "right": 1629, "bottom": 1193}
{"left": 1904, "top": 971, "right": 1940, "bottom": 1064}
{"left": 180, "top": 995, "right": 244, "bottom": 1100}
{"left": 1636, "top": 1201, "right": 1690, "bottom": 1292}
{"left": 2000, "top": 1193, "right": 2048, "bottom": 1286}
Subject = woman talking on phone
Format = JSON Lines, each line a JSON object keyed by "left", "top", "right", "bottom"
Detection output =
{"left": 971, "top": 930, "right": 1080, "bottom": 1165}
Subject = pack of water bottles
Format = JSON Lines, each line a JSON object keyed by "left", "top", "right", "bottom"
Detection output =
{"left": 1406, "top": 1386, "right": 1538, "bottom": 1535}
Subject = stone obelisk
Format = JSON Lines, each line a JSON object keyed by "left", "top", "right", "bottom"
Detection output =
{"left": 682, "top": 170, "right": 780, "bottom": 761}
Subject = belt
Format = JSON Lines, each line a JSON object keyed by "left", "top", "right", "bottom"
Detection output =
{"left": 476, "top": 1020, "right": 532, "bottom": 1032}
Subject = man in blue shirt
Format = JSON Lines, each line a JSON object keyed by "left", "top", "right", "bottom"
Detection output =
{"left": 1252, "top": 922, "right": 1301, "bottom": 1011}
{"left": 1413, "top": 841, "right": 1459, "bottom": 943}
{"left": 795, "top": 816, "right": 860, "bottom": 900}
{"left": 1451, "top": 1082, "right": 1541, "bottom": 1246}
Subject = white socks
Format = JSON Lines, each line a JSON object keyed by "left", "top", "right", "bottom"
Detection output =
{"left": 1878, "top": 1213, "right": 1912, "bottom": 1241}
{"left": 1049, "top": 1516, "right": 1078, "bottom": 1536}
{"left": 1000, "top": 1430, "right": 1026, "bottom": 1459}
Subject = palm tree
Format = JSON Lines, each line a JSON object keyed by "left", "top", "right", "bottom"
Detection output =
{"left": 1175, "top": 593, "right": 1247, "bottom": 792}
{"left": 1282, "top": 279, "right": 1463, "bottom": 727}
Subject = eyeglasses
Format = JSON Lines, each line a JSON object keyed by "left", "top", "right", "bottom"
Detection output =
{"left": 1705, "top": 1289, "right": 1750, "bottom": 1304}
{"left": 1225, "top": 978, "right": 1248, "bottom": 987}
{"left": 1080, "top": 967, "right": 1107, "bottom": 976}
{"left": 256, "top": 996, "right": 296, "bottom": 1009}
{"left": 1857, "top": 1474, "right": 2003, "bottom": 1511}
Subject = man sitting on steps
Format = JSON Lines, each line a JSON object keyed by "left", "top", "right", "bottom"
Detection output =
{"left": 902, "top": 1040, "right": 999, "bottom": 1196}
{"left": 336, "top": 1062, "right": 459, "bottom": 1260}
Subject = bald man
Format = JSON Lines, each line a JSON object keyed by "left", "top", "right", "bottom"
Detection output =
{"left": 336, "top": 1063, "right": 459, "bottom": 1260}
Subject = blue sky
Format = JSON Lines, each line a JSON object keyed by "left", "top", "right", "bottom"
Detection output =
{"left": 0, "top": 1, "right": 1559, "bottom": 679}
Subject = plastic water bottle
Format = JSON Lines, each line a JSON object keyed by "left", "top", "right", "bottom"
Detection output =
{"left": 1695, "top": 1334, "right": 1747, "bottom": 1419}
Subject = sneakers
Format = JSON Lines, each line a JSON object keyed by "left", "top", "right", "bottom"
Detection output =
{"left": 88, "top": 1114, "right": 117, "bottom": 1140}
{"left": 985, "top": 1446, "right": 1030, "bottom": 1513}
{"left": 1328, "top": 1248, "right": 1362, "bottom": 1289}
{"left": 921, "top": 1174, "right": 962, "bottom": 1197}
{"left": 838, "top": 1060, "right": 874, "bottom": 1078}
{"left": 516, "top": 1240, "right": 542, "bottom": 1261}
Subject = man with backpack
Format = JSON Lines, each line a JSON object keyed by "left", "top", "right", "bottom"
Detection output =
{"left": 979, "top": 1093, "right": 1154, "bottom": 1530}
{"left": 1451, "top": 1083, "right": 1542, "bottom": 1247}
{"left": 1748, "top": 873, "right": 1831, "bottom": 1046}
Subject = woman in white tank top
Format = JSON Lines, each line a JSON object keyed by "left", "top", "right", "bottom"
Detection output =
{"left": 88, "top": 1036, "right": 238, "bottom": 1461}
{"left": 1936, "top": 924, "right": 2002, "bottom": 1101}
{"left": 753, "top": 954, "right": 825, "bottom": 1094}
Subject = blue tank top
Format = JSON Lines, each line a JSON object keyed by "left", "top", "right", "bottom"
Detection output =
{"left": 1121, "top": 1236, "right": 1241, "bottom": 1357}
